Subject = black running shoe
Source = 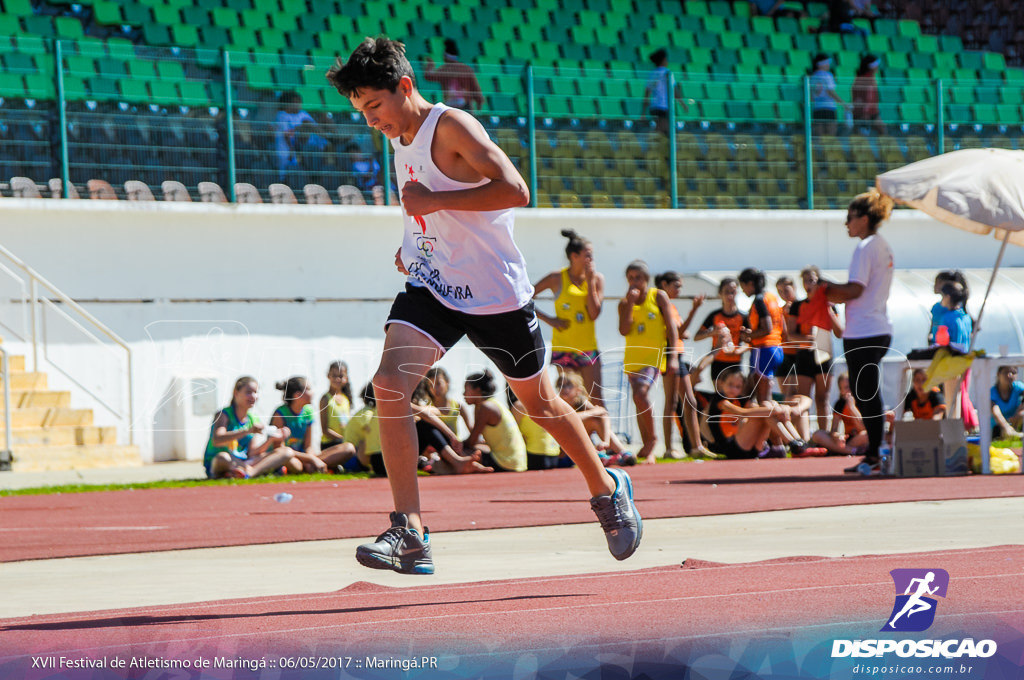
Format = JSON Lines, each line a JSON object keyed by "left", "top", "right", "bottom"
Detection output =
{"left": 355, "top": 511, "right": 434, "bottom": 575}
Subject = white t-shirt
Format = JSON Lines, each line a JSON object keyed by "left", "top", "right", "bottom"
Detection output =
{"left": 391, "top": 103, "right": 534, "bottom": 314}
{"left": 810, "top": 70, "right": 838, "bottom": 111}
{"left": 844, "top": 233, "right": 894, "bottom": 339}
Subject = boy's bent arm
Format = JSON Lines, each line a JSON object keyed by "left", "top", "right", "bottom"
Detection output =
{"left": 401, "top": 110, "right": 529, "bottom": 216}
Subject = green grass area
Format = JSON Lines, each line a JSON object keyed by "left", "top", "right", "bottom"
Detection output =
{"left": 0, "top": 471, "right": 374, "bottom": 497}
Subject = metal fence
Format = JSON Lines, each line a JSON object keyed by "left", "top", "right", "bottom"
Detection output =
{"left": 2, "top": 39, "right": 1024, "bottom": 208}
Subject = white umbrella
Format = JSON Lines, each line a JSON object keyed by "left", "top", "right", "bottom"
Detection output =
{"left": 877, "top": 147, "right": 1024, "bottom": 351}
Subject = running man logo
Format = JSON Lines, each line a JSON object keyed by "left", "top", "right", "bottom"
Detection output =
{"left": 881, "top": 568, "right": 950, "bottom": 632}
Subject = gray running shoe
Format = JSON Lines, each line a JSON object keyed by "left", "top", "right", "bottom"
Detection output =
{"left": 355, "top": 511, "right": 434, "bottom": 575}
{"left": 590, "top": 468, "right": 642, "bottom": 560}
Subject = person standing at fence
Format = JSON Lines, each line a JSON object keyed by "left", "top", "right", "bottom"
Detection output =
{"left": 809, "top": 53, "right": 846, "bottom": 136}
{"left": 423, "top": 38, "right": 484, "bottom": 112}
{"left": 533, "top": 229, "right": 606, "bottom": 406}
{"left": 327, "top": 37, "right": 641, "bottom": 575}
{"left": 823, "top": 189, "right": 895, "bottom": 474}
{"left": 852, "top": 54, "right": 884, "bottom": 135}
{"left": 642, "top": 48, "right": 689, "bottom": 135}
{"left": 619, "top": 260, "right": 677, "bottom": 463}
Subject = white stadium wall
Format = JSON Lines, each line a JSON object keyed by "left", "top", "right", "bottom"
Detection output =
{"left": 1, "top": 199, "right": 1022, "bottom": 462}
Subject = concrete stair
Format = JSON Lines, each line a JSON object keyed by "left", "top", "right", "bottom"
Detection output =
{"left": 1, "top": 344, "right": 141, "bottom": 472}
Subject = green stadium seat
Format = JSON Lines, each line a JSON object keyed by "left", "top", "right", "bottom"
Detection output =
{"left": 119, "top": 79, "right": 149, "bottom": 101}
{"left": 959, "top": 52, "right": 984, "bottom": 70}
{"left": 96, "top": 58, "right": 125, "bottom": 78}
{"left": 996, "top": 104, "right": 1020, "bottom": 123}
{"left": 695, "top": 32, "right": 720, "bottom": 49}
{"left": 983, "top": 52, "right": 1006, "bottom": 72}
{"left": 178, "top": 80, "right": 209, "bottom": 105}
{"left": 143, "top": 23, "right": 173, "bottom": 46}
{"left": 866, "top": 34, "right": 890, "bottom": 53}
{"left": 240, "top": 9, "right": 270, "bottom": 28}
{"left": 127, "top": 60, "right": 157, "bottom": 79}
{"left": 818, "top": 33, "right": 841, "bottom": 53}
{"left": 909, "top": 53, "right": 934, "bottom": 70}
{"left": 0, "top": 72, "right": 24, "bottom": 97}
{"left": 172, "top": 24, "right": 200, "bottom": 48}
{"left": 897, "top": 19, "right": 921, "bottom": 37}
{"left": 1000, "top": 88, "right": 1023, "bottom": 105}
{"left": 87, "top": 76, "right": 118, "bottom": 99}
{"left": 728, "top": 16, "right": 753, "bottom": 35}
{"left": 181, "top": 6, "right": 211, "bottom": 26}
{"left": 89, "top": 1, "right": 121, "bottom": 26}
{"left": 944, "top": 103, "right": 971, "bottom": 123}
{"left": 973, "top": 103, "right": 999, "bottom": 124}
{"left": 915, "top": 35, "right": 939, "bottom": 53}
{"left": 107, "top": 38, "right": 135, "bottom": 60}
{"left": 884, "top": 52, "right": 908, "bottom": 70}
{"left": 939, "top": 35, "right": 963, "bottom": 53}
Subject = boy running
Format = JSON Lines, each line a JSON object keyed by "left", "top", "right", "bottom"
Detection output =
{"left": 326, "top": 37, "right": 641, "bottom": 575}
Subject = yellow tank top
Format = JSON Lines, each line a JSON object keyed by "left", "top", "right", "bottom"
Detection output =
{"left": 481, "top": 398, "right": 527, "bottom": 471}
{"left": 623, "top": 288, "right": 667, "bottom": 373}
{"left": 517, "top": 411, "right": 560, "bottom": 456}
{"left": 437, "top": 397, "right": 461, "bottom": 434}
{"left": 551, "top": 268, "right": 598, "bottom": 353}
{"left": 321, "top": 392, "right": 351, "bottom": 444}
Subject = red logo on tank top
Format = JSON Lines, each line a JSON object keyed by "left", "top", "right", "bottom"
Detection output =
{"left": 404, "top": 164, "right": 428, "bottom": 234}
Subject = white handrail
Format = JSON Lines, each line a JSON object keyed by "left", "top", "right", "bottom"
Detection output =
{"left": 0, "top": 242, "right": 134, "bottom": 445}
{"left": 1, "top": 347, "right": 11, "bottom": 470}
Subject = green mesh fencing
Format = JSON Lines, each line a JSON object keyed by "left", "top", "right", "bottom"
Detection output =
{"left": 2, "top": 38, "right": 1024, "bottom": 206}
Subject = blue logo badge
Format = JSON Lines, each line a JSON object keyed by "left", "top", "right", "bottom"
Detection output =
{"left": 881, "top": 569, "right": 949, "bottom": 632}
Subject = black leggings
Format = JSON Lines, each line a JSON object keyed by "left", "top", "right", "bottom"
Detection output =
{"left": 843, "top": 335, "right": 891, "bottom": 460}
{"left": 415, "top": 419, "right": 450, "bottom": 455}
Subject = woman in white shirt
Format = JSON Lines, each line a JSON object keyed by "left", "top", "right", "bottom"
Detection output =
{"left": 824, "top": 189, "right": 895, "bottom": 473}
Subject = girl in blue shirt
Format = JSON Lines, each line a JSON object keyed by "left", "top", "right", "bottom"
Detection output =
{"left": 991, "top": 365, "right": 1024, "bottom": 439}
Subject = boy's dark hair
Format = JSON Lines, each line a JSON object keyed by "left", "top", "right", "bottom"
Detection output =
{"left": 718, "top": 276, "right": 737, "bottom": 293}
{"left": 326, "top": 37, "right": 415, "bottom": 98}
{"left": 738, "top": 267, "right": 766, "bottom": 294}
{"left": 649, "top": 48, "right": 667, "bottom": 66}
{"left": 443, "top": 38, "right": 459, "bottom": 57}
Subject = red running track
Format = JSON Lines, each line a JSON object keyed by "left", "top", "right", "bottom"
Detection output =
{"left": 1, "top": 546, "right": 1022, "bottom": 679}
{"left": 2, "top": 457, "right": 1022, "bottom": 562}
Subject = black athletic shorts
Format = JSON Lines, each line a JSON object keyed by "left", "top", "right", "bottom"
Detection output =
{"left": 387, "top": 283, "right": 547, "bottom": 380}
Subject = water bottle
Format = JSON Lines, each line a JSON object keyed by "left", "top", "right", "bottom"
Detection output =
{"left": 879, "top": 440, "right": 893, "bottom": 476}
{"left": 273, "top": 492, "right": 293, "bottom": 504}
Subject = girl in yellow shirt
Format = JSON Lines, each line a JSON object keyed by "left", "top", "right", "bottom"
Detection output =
{"left": 532, "top": 229, "right": 606, "bottom": 406}
{"left": 617, "top": 260, "right": 677, "bottom": 463}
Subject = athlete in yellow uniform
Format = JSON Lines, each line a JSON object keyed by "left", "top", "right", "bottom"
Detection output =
{"left": 533, "top": 229, "right": 605, "bottom": 405}
{"left": 618, "top": 260, "right": 678, "bottom": 463}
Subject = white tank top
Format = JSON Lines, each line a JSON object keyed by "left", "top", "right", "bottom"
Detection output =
{"left": 391, "top": 103, "right": 534, "bottom": 314}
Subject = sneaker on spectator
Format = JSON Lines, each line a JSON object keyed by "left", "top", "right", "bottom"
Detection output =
{"left": 355, "top": 511, "right": 434, "bottom": 575}
{"left": 590, "top": 468, "right": 642, "bottom": 560}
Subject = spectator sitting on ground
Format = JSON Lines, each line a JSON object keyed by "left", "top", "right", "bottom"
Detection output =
{"left": 462, "top": 369, "right": 528, "bottom": 472}
{"left": 319, "top": 360, "right": 352, "bottom": 448}
{"left": 507, "top": 386, "right": 571, "bottom": 471}
{"left": 903, "top": 368, "right": 947, "bottom": 420}
{"left": 344, "top": 383, "right": 380, "bottom": 475}
{"left": 991, "top": 365, "right": 1024, "bottom": 439}
{"left": 810, "top": 372, "right": 868, "bottom": 455}
{"left": 411, "top": 377, "right": 493, "bottom": 475}
{"left": 422, "top": 38, "right": 484, "bottom": 112}
{"left": 203, "top": 376, "right": 293, "bottom": 479}
{"left": 557, "top": 371, "right": 636, "bottom": 466}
